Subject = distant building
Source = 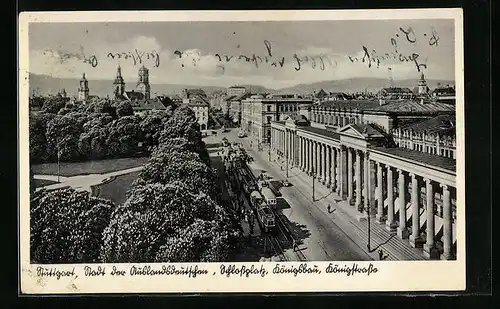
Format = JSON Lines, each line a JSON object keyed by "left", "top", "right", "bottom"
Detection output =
{"left": 113, "top": 65, "right": 151, "bottom": 101}
{"left": 228, "top": 93, "right": 253, "bottom": 125}
{"left": 416, "top": 72, "right": 430, "bottom": 95}
{"left": 240, "top": 93, "right": 313, "bottom": 144}
{"left": 77, "top": 73, "right": 89, "bottom": 102}
{"left": 227, "top": 86, "right": 247, "bottom": 97}
{"left": 431, "top": 85, "right": 456, "bottom": 104}
{"left": 378, "top": 87, "right": 415, "bottom": 100}
{"left": 182, "top": 88, "right": 207, "bottom": 100}
{"left": 392, "top": 114, "right": 456, "bottom": 159}
{"left": 183, "top": 95, "right": 209, "bottom": 130}
{"left": 170, "top": 94, "right": 183, "bottom": 105}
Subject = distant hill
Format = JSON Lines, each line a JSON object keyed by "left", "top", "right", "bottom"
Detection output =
{"left": 28, "top": 73, "right": 229, "bottom": 98}
{"left": 29, "top": 73, "right": 454, "bottom": 98}
{"left": 277, "top": 77, "right": 455, "bottom": 95}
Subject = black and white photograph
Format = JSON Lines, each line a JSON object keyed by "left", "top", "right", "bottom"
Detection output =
{"left": 19, "top": 9, "right": 465, "bottom": 293}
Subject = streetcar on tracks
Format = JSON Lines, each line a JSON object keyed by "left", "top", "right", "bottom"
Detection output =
{"left": 261, "top": 187, "right": 277, "bottom": 209}
{"left": 249, "top": 190, "right": 275, "bottom": 232}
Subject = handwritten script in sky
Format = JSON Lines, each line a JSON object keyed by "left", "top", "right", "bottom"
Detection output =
{"left": 348, "top": 26, "right": 441, "bottom": 73}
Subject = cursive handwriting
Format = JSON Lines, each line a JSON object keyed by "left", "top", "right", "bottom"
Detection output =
{"left": 107, "top": 49, "right": 160, "bottom": 68}
{"left": 391, "top": 26, "right": 440, "bottom": 47}
{"left": 174, "top": 40, "right": 335, "bottom": 72}
{"left": 348, "top": 45, "right": 427, "bottom": 72}
{"left": 44, "top": 47, "right": 98, "bottom": 68}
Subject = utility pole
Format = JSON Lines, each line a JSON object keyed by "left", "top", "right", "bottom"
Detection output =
{"left": 285, "top": 150, "right": 289, "bottom": 179}
{"left": 367, "top": 203, "right": 371, "bottom": 251}
{"left": 57, "top": 147, "right": 61, "bottom": 183}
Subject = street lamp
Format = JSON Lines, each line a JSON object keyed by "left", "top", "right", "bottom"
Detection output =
{"left": 285, "top": 150, "right": 289, "bottom": 179}
{"left": 57, "top": 147, "right": 61, "bottom": 183}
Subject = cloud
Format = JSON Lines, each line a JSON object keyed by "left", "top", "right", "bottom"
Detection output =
{"left": 29, "top": 34, "right": 452, "bottom": 89}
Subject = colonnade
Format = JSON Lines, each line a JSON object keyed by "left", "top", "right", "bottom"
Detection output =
{"left": 270, "top": 125, "right": 456, "bottom": 260}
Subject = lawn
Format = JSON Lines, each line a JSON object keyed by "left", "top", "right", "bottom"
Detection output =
{"left": 33, "top": 178, "right": 58, "bottom": 188}
{"left": 32, "top": 157, "right": 150, "bottom": 177}
{"left": 92, "top": 171, "right": 141, "bottom": 206}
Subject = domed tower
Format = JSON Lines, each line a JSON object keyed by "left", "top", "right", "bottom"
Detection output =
{"left": 78, "top": 73, "right": 89, "bottom": 102}
{"left": 136, "top": 65, "right": 151, "bottom": 99}
{"left": 113, "top": 65, "right": 126, "bottom": 98}
{"left": 418, "top": 71, "right": 429, "bottom": 95}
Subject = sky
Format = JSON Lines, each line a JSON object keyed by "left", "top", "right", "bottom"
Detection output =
{"left": 29, "top": 19, "right": 455, "bottom": 89}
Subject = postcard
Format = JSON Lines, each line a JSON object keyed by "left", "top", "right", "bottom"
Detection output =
{"left": 19, "top": 8, "right": 465, "bottom": 293}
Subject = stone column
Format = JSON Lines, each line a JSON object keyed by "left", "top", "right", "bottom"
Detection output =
{"left": 441, "top": 184, "right": 453, "bottom": 260}
{"left": 300, "top": 136, "right": 306, "bottom": 171}
{"left": 307, "top": 139, "right": 311, "bottom": 174}
{"left": 332, "top": 147, "right": 338, "bottom": 192}
{"left": 424, "top": 178, "right": 437, "bottom": 258}
{"left": 318, "top": 143, "right": 324, "bottom": 182}
{"left": 355, "top": 150, "right": 362, "bottom": 210}
{"left": 326, "top": 146, "right": 331, "bottom": 187}
{"left": 409, "top": 173, "right": 424, "bottom": 248}
{"left": 347, "top": 148, "right": 354, "bottom": 205}
{"left": 322, "top": 144, "right": 326, "bottom": 183}
{"left": 385, "top": 166, "right": 397, "bottom": 232}
{"left": 376, "top": 162, "right": 385, "bottom": 223}
{"left": 397, "top": 169, "right": 409, "bottom": 239}
{"left": 357, "top": 151, "right": 369, "bottom": 220}
{"left": 369, "top": 159, "right": 377, "bottom": 217}
{"left": 340, "top": 146, "right": 348, "bottom": 199}
{"left": 298, "top": 137, "right": 301, "bottom": 169}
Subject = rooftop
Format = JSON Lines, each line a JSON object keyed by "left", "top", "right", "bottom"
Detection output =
{"left": 300, "top": 125, "right": 341, "bottom": 140}
{"left": 315, "top": 99, "right": 456, "bottom": 114}
{"left": 370, "top": 146, "right": 456, "bottom": 172}
{"left": 373, "top": 100, "right": 456, "bottom": 114}
{"left": 399, "top": 114, "right": 456, "bottom": 136}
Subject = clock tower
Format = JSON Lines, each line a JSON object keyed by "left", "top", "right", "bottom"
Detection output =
{"left": 136, "top": 65, "right": 151, "bottom": 99}
{"left": 113, "top": 65, "right": 125, "bottom": 98}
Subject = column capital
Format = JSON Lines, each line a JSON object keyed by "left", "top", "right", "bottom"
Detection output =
{"left": 440, "top": 183, "right": 449, "bottom": 191}
{"left": 409, "top": 172, "right": 418, "bottom": 179}
{"left": 423, "top": 177, "right": 432, "bottom": 184}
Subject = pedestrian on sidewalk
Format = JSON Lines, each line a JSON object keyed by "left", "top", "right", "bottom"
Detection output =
{"left": 327, "top": 204, "right": 332, "bottom": 213}
{"left": 378, "top": 249, "right": 384, "bottom": 260}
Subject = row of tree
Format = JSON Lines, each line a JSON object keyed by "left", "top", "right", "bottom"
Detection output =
{"left": 29, "top": 96, "right": 175, "bottom": 163}
{"left": 30, "top": 105, "right": 242, "bottom": 263}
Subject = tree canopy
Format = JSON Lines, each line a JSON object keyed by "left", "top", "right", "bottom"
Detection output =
{"left": 30, "top": 188, "right": 114, "bottom": 263}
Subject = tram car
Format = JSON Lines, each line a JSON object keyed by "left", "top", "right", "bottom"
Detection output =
{"left": 260, "top": 187, "right": 277, "bottom": 209}
{"left": 249, "top": 190, "right": 276, "bottom": 232}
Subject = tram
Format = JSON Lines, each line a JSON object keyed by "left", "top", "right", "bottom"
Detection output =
{"left": 261, "top": 187, "right": 277, "bottom": 209}
{"left": 249, "top": 190, "right": 276, "bottom": 232}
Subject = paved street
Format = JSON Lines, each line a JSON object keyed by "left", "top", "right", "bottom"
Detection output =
{"left": 205, "top": 128, "right": 372, "bottom": 261}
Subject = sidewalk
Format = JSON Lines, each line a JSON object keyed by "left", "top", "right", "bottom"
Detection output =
{"left": 260, "top": 147, "right": 427, "bottom": 261}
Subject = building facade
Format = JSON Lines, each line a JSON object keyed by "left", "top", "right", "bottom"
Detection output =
{"left": 307, "top": 99, "right": 455, "bottom": 133}
{"left": 227, "top": 86, "right": 247, "bottom": 97}
{"left": 240, "top": 94, "right": 313, "bottom": 144}
{"left": 182, "top": 89, "right": 210, "bottom": 130}
{"left": 270, "top": 118, "right": 457, "bottom": 260}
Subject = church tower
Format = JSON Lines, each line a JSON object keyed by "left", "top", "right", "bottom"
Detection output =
{"left": 136, "top": 65, "right": 151, "bottom": 99}
{"left": 78, "top": 73, "right": 89, "bottom": 102}
{"left": 113, "top": 65, "right": 126, "bottom": 98}
{"left": 418, "top": 72, "right": 429, "bottom": 95}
